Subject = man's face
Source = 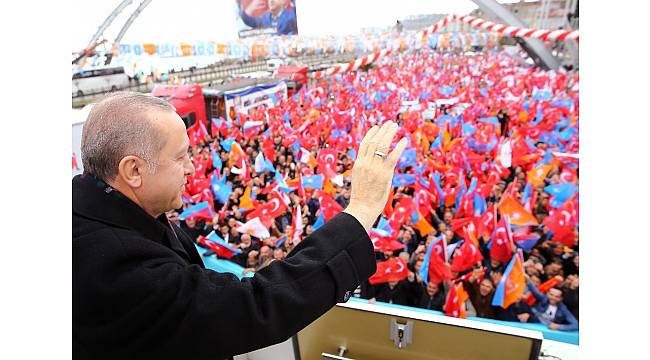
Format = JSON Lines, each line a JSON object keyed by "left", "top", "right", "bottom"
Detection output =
{"left": 137, "top": 111, "right": 194, "bottom": 216}
{"left": 479, "top": 279, "right": 494, "bottom": 296}
{"left": 426, "top": 281, "right": 439, "bottom": 296}
{"left": 241, "top": 234, "right": 251, "bottom": 245}
{"left": 273, "top": 248, "right": 285, "bottom": 260}
{"left": 260, "top": 246, "right": 271, "bottom": 258}
{"left": 547, "top": 288, "right": 563, "bottom": 305}
{"left": 415, "top": 260, "right": 423, "bottom": 273}
{"left": 268, "top": 0, "right": 286, "bottom": 13}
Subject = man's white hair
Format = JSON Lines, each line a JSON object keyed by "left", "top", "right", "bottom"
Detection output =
{"left": 81, "top": 92, "right": 176, "bottom": 181}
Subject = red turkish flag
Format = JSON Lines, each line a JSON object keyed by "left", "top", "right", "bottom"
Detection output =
{"left": 262, "top": 137, "right": 276, "bottom": 161}
{"left": 450, "top": 239, "right": 484, "bottom": 273}
{"left": 444, "top": 282, "right": 461, "bottom": 318}
{"left": 476, "top": 204, "right": 496, "bottom": 238}
{"left": 247, "top": 192, "right": 287, "bottom": 227}
{"left": 315, "top": 190, "right": 343, "bottom": 221}
{"left": 369, "top": 230, "right": 405, "bottom": 252}
{"left": 543, "top": 200, "right": 577, "bottom": 247}
{"left": 197, "top": 236, "right": 237, "bottom": 259}
{"left": 388, "top": 197, "right": 415, "bottom": 230}
{"left": 369, "top": 257, "right": 409, "bottom": 285}
{"left": 450, "top": 217, "right": 473, "bottom": 237}
{"left": 282, "top": 132, "right": 300, "bottom": 148}
{"left": 316, "top": 148, "right": 338, "bottom": 178}
{"left": 428, "top": 251, "right": 452, "bottom": 285}
{"left": 490, "top": 217, "right": 514, "bottom": 263}
{"left": 414, "top": 182, "right": 433, "bottom": 216}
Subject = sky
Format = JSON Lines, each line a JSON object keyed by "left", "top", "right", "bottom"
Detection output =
{"left": 69, "top": 0, "right": 530, "bottom": 52}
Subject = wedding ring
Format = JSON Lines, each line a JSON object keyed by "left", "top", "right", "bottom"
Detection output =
{"left": 374, "top": 150, "right": 387, "bottom": 159}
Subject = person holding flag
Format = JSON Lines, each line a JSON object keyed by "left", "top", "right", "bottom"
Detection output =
{"left": 73, "top": 91, "right": 407, "bottom": 360}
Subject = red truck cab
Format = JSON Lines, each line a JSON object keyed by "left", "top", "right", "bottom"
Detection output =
{"left": 275, "top": 65, "right": 308, "bottom": 96}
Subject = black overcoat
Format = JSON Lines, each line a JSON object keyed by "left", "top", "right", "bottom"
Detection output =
{"left": 73, "top": 174, "right": 375, "bottom": 359}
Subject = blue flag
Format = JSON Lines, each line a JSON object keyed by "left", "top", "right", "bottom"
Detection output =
{"left": 467, "top": 177, "right": 478, "bottom": 195}
{"left": 520, "top": 183, "right": 532, "bottom": 205}
{"left": 312, "top": 213, "right": 325, "bottom": 231}
{"left": 301, "top": 174, "right": 324, "bottom": 190}
{"left": 291, "top": 139, "right": 301, "bottom": 156}
{"left": 347, "top": 148, "right": 357, "bottom": 161}
{"left": 454, "top": 175, "right": 466, "bottom": 210}
{"left": 478, "top": 116, "right": 499, "bottom": 126}
{"left": 419, "top": 239, "right": 435, "bottom": 284}
{"left": 211, "top": 174, "right": 232, "bottom": 204}
{"left": 492, "top": 253, "right": 520, "bottom": 307}
{"left": 438, "top": 85, "right": 456, "bottom": 97}
{"left": 264, "top": 159, "right": 276, "bottom": 173}
{"left": 275, "top": 172, "right": 294, "bottom": 192}
{"left": 276, "top": 234, "right": 287, "bottom": 248}
{"left": 392, "top": 174, "right": 416, "bottom": 188}
{"left": 211, "top": 147, "right": 222, "bottom": 171}
{"left": 544, "top": 183, "right": 578, "bottom": 208}
{"left": 430, "top": 132, "right": 442, "bottom": 150}
{"left": 462, "top": 121, "right": 477, "bottom": 136}
{"left": 473, "top": 192, "right": 487, "bottom": 216}
{"left": 436, "top": 114, "right": 452, "bottom": 127}
{"left": 220, "top": 138, "right": 235, "bottom": 152}
{"left": 375, "top": 216, "right": 394, "bottom": 236}
{"left": 397, "top": 148, "right": 417, "bottom": 170}
{"left": 532, "top": 90, "right": 552, "bottom": 101}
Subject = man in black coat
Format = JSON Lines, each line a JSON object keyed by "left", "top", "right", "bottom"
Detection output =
{"left": 73, "top": 92, "right": 407, "bottom": 359}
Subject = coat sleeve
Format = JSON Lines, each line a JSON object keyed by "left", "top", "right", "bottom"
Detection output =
{"left": 122, "top": 212, "right": 374, "bottom": 358}
{"left": 557, "top": 304, "right": 579, "bottom": 331}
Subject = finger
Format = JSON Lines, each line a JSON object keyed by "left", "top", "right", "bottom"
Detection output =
{"left": 386, "top": 137, "right": 408, "bottom": 168}
{"left": 375, "top": 121, "right": 399, "bottom": 153}
{"left": 358, "top": 125, "right": 380, "bottom": 158}
{"left": 367, "top": 121, "right": 394, "bottom": 156}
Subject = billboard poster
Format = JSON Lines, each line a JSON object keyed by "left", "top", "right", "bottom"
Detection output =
{"left": 224, "top": 81, "right": 288, "bottom": 122}
{"left": 235, "top": 0, "right": 298, "bottom": 38}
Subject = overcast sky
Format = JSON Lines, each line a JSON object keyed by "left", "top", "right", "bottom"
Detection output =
{"left": 69, "top": 0, "right": 531, "bottom": 52}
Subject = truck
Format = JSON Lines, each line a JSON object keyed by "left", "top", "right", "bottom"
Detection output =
{"left": 274, "top": 65, "right": 308, "bottom": 96}
{"left": 151, "top": 77, "right": 288, "bottom": 129}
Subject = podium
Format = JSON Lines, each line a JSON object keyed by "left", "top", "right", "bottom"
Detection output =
{"left": 294, "top": 298, "right": 543, "bottom": 360}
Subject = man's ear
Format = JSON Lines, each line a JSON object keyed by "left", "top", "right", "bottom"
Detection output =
{"left": 117, "top": 155, "right": 146, "bottom": 188}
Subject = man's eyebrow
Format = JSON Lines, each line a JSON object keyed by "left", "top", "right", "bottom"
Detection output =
{"left": 176, "top": 147, "right": 188, "bottom": 157}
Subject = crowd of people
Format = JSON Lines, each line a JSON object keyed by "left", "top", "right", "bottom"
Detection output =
{"left": 167, "top": 48, "right": 579, "bottom": 332}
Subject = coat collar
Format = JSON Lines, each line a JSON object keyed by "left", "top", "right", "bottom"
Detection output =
{"left": 72, "top": 174, "right": 191, "bottom": 262}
